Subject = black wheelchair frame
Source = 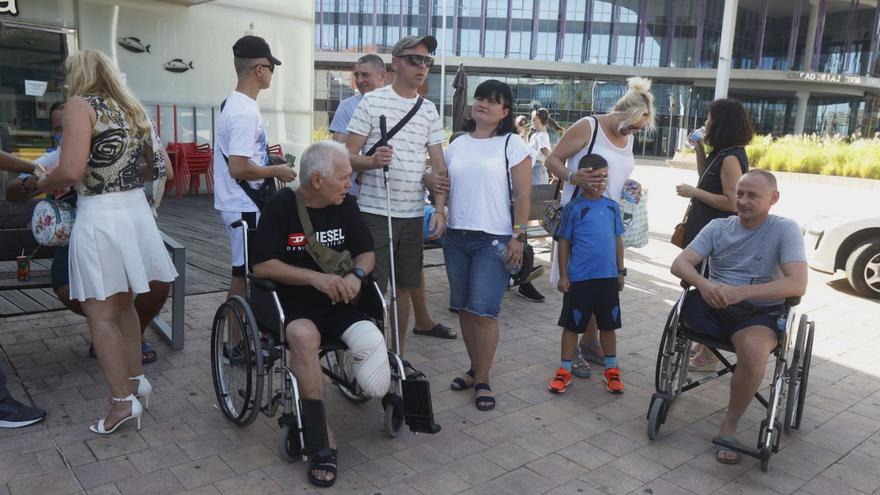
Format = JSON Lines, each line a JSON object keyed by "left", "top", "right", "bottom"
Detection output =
{"left": 209, "top": 219, "right": 440, "bottom": 463}
{"left": 647, "top": 282, "right": 815, "bottom": 472}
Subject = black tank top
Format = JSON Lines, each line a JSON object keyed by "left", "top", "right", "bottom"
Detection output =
{"left": 683, "top": 146, "right": 748, "bottom": 246}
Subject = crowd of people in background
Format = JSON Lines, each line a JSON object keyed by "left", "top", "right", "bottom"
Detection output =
{"left": 0, "top": 30, "right": 810, "bottom": 489}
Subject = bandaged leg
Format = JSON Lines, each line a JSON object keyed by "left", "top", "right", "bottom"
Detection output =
{"left": 341, "top": 320, "right": 390, "bottom": 398}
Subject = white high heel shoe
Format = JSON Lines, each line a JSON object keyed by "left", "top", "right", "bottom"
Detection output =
{"left": 130, "top": 374, "right": 152, "bottom": 409}
{"left": 89, "top": 394, "right": 143, "bottom": 434}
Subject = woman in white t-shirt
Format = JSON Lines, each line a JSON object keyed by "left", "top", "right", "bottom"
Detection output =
{"left": 443, "top": 80, "right": 531, "bottom": 412}
{"left": 544, "top": 76, "right": 656, "bottom": 378}
{"left": 529, "top": 109, "right": 552, "bottom": 184}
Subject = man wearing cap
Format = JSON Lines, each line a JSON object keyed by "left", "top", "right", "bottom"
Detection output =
{"left": 345, "top": 35, "right": 449, "bottom": 354}
{"left": 214, "top": 35, "right": 297, "bottom": 302}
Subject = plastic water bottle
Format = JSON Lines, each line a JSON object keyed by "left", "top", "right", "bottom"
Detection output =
{"left": 686, "top": 126, "right": 706, "bottom": 149}
{"left": 491, "top": 240, "right": 521, "bottom": 275}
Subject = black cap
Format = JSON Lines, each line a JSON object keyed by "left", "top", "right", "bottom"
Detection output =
{"left": 232, "top": 35, "right": 281, "bottom": 66}
{"left": 392, "top": 35, "right": 438, "bottom": 56}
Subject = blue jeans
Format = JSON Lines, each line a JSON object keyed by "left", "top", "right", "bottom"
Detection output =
{"left": 443, "top": 229, "right": 511, "bottom": 319}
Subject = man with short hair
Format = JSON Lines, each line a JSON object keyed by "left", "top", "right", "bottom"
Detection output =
{"left": 671, "top": 169, "right": 807, "bottom": 465}
{"left": 251, "top": 141, "right": 389, "bottom": 488}
{"left": 214, "top": 35, "right": 297, "bottom": 302}
{"left": 330, "top": 53, "right": 386, "bottom": 151}
{"left": 346, "top": 35, "right": 449, "bottom": 352}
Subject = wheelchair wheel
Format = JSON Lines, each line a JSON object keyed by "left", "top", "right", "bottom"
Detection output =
{"left": 795, "top": 321, "right": 815, "bottom": 429}
{"left": 210, "top": 296, "right": 264, "bottom": 426}
{"left": 785, "top": 315, "right": 813, "bottom": 432}
{"left": 655, "top": 307, "right": 687, "bottom": 395}
{"left": 383, "top": 395, "right": 404, "bottom": 438}
{"left": 329, "top": 350, "right": 370, "bottom": 404}
{"left": 646, "top": 394, "right": 668, "bottom": 440}
{"left": 277, "top": 424, "right": 302, "bottom": 463}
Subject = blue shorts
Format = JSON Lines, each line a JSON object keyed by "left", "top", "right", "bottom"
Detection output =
{"left": 681, "top": 291, "right": 783, "bottom": 341}
{"left": 443, "top": 229, "right": 510, "bottom": 319}
{"left": 557, "top": 278, "right": 621, "bottom": 332}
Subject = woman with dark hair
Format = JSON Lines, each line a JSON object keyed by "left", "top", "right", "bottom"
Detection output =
{"left": 675, "top": 98, "right": 753, "bottom": 371}
{"left": 444, "top": 80, "right": 531, "bottom": 411}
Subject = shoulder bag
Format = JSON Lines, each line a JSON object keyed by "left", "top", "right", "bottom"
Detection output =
{"left": 502, "top": 134, "right": 535, "bottom": 285}
{"left": 31, "top": 197, "right": 75, "bottom": 247}
{"left": 293, "top": 189, "right": 356, "bottom": 277}
{"left": 542, "top": 116, "right": 599, "bottom": 235}
{"left": 219, "top": 98, "right": 278, "bottom": 211}
{"left": 670, "top": 147, "right": 737, "bottom": 248}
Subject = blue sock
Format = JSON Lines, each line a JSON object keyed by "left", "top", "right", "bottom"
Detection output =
{"left": 560, "top": 360, "right": 573, "bottom": 373}
{"left": 604, "top": 355, "right": 618, "bottom": 369}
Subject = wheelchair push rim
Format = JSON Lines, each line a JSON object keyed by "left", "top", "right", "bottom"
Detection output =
{"left": 785, "top": 315, "right": 814, "bottom": 432}
{"left": 210, "top": 296, "right": 265, "bottom": 426}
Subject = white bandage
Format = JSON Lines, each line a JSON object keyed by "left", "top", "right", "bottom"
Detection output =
{"left": 341, "top": 320, "right": 390, "bottom": 398}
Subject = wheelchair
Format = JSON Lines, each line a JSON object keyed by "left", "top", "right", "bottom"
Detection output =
{"left": 647, "top": 281, "right": 815, "bottom": 472}
{"left": 209, "top": 219, "right": 441, "bottom": 463}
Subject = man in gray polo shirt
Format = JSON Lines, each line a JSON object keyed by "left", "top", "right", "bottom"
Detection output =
{"left": 671, "top": 169, "right": 808, "bottom": 465}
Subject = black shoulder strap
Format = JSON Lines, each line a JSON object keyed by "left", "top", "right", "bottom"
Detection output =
{"left": 364, "top": 96, "right": 424, "bottom": 156}
{"left": 566, "top": 116, "right": 600, "bottom": 203}
{"left": 503, "top": 134, "right": 515, "bottom": 225}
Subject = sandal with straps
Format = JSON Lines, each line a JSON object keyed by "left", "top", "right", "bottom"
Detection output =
{"left": 474, "top": 383, "right": 495, "bottom": 411}
{"left": 307, "top": 447, "right": 338, "bottom": 488}
{"left": 89, "top": 394, "right": 143, "bottom": 434}
{"left": 450, "top": 369, "right": 475, "bottom": 391}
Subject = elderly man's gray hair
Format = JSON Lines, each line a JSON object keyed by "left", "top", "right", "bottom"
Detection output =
{"left": 299, "top": 140, "right": 348, "bottom": 186}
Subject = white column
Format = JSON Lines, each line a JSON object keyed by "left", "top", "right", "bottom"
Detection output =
{"left": 714, "top": 0, "right": 739, "bottom": 99}
{"left": 804, "top": 0, "right": 819, "bottom": 71}
{"left": 794, "top": 91, "right": 809, "bottom": 135}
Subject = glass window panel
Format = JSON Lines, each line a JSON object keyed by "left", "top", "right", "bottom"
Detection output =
{"left": 159, "top": 106, "right": 175, "bottom": 144}
{"left": 176, "top": 106, "right": 195, "bottom": 143}
{"left": 195, "top": 107, "right": 212, "bottom": 146}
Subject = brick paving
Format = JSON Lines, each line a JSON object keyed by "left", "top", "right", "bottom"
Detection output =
{"left": 1, "top": 237, "right": 880, "bottom": 494}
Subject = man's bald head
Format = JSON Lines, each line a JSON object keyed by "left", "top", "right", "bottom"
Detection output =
{"left": 741, "top": 169, "right": 777, "bottom": 192}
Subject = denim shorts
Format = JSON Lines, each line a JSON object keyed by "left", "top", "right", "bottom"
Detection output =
{"left": 443, "top": 229, "right": 511, "bottom": 319}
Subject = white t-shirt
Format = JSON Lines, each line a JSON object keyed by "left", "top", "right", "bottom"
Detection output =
{"left": 213, "top": 90, "right": 269, "bottom": 213}
{"left": 528, "top": 130, "right": 551, "bottom": 165}
{"left": 444, "top": 133, "right": 531, "bottom": 235}
{"left": 347, "top": 85, "right": 445, "bottom": 218}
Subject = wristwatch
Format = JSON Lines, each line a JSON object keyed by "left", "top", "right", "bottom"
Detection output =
{"left": 618, "top": 268, "right": 627, "bottom": 276}
{"left": 348, "top": 266, "right": 367, "bottom": 281}
{"left": 515, "top": 231, "right": 527, "bottom": 243}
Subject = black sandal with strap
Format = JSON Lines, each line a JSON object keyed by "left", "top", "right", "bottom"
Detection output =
{"left": 450, "top": 369, "right": 476, "bottom": 391}
{"left": 474, "top": 383, "right": 495, "bottom": 411}
{"left": 307, "top": 447, "right": 338, "bottom": 488}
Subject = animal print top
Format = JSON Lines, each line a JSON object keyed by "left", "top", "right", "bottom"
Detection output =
{"left": 77, "top": 95, "right": 150, "bottom": 197}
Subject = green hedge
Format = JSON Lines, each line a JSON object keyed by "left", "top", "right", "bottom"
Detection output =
{"left": 747, "top": 135, "right": 880, "bottom": 180}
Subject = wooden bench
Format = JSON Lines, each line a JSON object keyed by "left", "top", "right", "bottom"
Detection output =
{"left": 0, "top": 199, "right": 187, "bottom": 350}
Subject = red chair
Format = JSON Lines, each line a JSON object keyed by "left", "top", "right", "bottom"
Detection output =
{"left": 177, "top": 143, "right": 214, "bottom": 195}
{"left": 164, "top": 143, "right": 187, "bottom": 198}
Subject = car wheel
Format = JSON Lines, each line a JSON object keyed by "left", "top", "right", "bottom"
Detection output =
{"left": 845, "top": 238, "right": 880, "bottom": 299}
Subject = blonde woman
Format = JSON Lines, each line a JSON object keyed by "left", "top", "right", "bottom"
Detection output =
{"left": 37, "top": 51, "right": 177, "bottom": 434}
{"left": 544, "top": 77, "right": 655, "bottom": 380}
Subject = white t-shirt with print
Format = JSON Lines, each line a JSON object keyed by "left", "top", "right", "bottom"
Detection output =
{"left": 444, "top": 133, "right": 531, "bottom": 236}
{"left": 347, "top": 85, "right": 445, "bottom": 219}
{"left": 213, "top": 90, "right": 269, "bottom": 213}
{"left": 529, "top": 130, "right": 551, "bottom": 164}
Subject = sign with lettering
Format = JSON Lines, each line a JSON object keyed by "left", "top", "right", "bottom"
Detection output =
{"left": 787, "top": 71, "right": 864, "bottom": 86}
{"left": 0, "top": 0, "right": 18, "bottom": 16}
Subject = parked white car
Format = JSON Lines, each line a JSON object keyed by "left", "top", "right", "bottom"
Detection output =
{"left": 802, "top": 213, "right": 880, "bottom": 299}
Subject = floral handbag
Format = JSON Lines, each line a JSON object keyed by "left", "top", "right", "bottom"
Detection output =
{"left": 31, "top": 198, "right": 75, "bottom": 246}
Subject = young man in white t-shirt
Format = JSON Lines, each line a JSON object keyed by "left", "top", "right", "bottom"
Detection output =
{"left": 346, "top": 35, "right": 449, "bottom": 353}
{"left": 213, "top": 35, "right": 297, "bottom": 302}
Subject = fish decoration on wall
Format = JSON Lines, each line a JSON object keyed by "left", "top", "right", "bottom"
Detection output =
{"left": 163, "top": 59, "right": 195, "bottom": 73}
{"left": 118, "top": 37, "right": 151, "bottom": 53}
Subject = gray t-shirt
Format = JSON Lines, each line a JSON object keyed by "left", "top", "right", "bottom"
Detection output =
{"left": 688, "top": 215, "right": 806, "bottom": 306}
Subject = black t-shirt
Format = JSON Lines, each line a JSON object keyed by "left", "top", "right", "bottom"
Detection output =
{"left": 684, "top": 146, "right": 748, "bottom": 246}
{"left": 251, "top": 189, "right": 374, "bottom": 317}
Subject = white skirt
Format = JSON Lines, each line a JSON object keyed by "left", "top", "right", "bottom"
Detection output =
{"left": 69, "top": 189, "right": 178, "bottom": 301}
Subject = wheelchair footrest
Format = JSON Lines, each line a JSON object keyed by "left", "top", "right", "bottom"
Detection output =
{"left": 299, "top": 398, "right": 329, "bottom": 457}
{"left": 401, "top": 379, "right": 441, "bottom": 434}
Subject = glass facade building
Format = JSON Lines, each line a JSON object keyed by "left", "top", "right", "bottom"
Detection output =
{"left": 315, "top": 0, "right": 880, "bottom": 157}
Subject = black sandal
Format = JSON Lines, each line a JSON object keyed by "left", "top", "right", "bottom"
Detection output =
{"left": 413, "top": 323, "right": 458, "bottom": 339}
{"left": 307, "top": 447, "right": 338, "bottom": 488}
{"left": 450, "top": 369, "right": 475, "bottom": 391}
{"left": 474, "top": 383, "right": 495, "bottom": 411}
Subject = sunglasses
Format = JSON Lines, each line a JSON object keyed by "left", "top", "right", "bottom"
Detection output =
{"left": 398, "top": 54, "right": 434, "bottom": 68}
{"left": 252, "top": 63, "right": 275, "bottom": 73}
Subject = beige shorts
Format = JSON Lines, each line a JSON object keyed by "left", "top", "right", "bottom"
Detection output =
{"left": 362, "top": 213, "right": 423, "bottom": 292}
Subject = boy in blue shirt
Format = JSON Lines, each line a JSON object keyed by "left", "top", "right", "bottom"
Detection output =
{"left": 549, "top": 155, "right": 626, "bottom": 394}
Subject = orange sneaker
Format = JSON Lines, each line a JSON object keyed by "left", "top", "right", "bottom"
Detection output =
{"left": 603, "top": 367, "right": 624, "bottom": 394}
{"left": 548, "top": 368, "right": 572, "bottom": 394}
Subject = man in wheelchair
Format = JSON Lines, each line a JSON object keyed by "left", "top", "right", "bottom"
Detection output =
{"left": 670, "top": 169, "right": 807, "bottom": 465}
{"left": 251, "top": 141, "right": 390, "bottom": 487}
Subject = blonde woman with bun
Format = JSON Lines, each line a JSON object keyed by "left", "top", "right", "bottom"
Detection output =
{"left": 544, "top": 76, "right": 655, "bottom": 380}
{"left": 37, "top": 50, "right": 177, "bottom": 434}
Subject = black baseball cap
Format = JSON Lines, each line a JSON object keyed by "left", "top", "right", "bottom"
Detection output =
{"left": 232, "top": 35, "right": 281, "bottom": 66}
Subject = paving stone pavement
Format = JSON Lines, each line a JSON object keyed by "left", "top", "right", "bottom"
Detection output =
{"left": 1, "top": 237, "right": 879, "bottom": 495}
